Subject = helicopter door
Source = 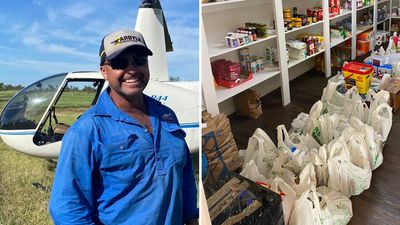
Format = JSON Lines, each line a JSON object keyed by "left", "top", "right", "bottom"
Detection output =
{"left": 33, "top": 79, "right": 104, "bottom": 146}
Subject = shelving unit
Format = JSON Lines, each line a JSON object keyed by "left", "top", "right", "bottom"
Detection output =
{"left": 215, "top": 66, "right": 280, "bottom": 103}
{"left": 202, "top": 0, "right": 387, "bottom": 116}
{"left": 208, "top": 35, "right": 277, "bottom": 58}
{"left": 288, "top": 50, "right": 325, "bottom": 68}
{"left": 331, "top": 35, "right": 353, "bottom": 48}
{"left": 389, "top": 0, "right": 399, "bottom": 34}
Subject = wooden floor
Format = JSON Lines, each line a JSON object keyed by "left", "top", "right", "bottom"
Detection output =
{"left": 229, "top": 69, "right": 400, "bottom": 225}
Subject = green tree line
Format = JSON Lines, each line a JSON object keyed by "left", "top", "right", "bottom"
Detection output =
{"left": 0, "top": 82, "right": 24, "bottom": 91}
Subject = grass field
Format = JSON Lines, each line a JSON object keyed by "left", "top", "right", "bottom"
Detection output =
{"left": 0, "top": 90, "right": 54, "bottom": 224}
{"left": 0, "top": 90, "right": 200, "bottom": 224}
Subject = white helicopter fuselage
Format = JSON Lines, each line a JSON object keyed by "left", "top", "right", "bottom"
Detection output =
{"left": 0, "top": 1, "right": 199, "bottom": 158}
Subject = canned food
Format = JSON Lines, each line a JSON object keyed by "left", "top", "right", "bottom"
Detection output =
{"left": 294, "top": 18, "right": 302, "bottom": 28}
{"left": 256, "top": 57, "right": 265, "bottom": 70}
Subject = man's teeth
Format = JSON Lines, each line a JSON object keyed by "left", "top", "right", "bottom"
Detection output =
{"left": 124, "top": 78, "right": 140, "bottom": 83}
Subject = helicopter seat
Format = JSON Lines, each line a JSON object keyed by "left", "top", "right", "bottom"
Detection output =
{"left": 54, "top": 123, "right": 70, "bottom": 135}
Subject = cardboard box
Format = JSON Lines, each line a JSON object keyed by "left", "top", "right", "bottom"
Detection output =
{"left": 381, "top": 78, "right": 400, "bottom": 111}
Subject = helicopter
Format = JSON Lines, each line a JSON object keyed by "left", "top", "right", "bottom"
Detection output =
{"left": 0, "top": 0, "right": 199, "bottom": 158}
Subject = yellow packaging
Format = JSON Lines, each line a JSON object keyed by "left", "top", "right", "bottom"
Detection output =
{"left": 343, "top": 62, "right": 374, "bottom": 94}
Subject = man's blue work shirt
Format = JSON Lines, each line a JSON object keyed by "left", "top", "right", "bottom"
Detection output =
{"left": 49, "top": 88, "right": 198, "bottom": 225}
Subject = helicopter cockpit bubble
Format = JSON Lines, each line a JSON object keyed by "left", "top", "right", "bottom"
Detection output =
{"left": 0, "top": 73, "right": 67, "bottom": 130}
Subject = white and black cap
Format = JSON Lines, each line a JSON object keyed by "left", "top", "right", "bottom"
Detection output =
{"left": 99, "top": 30, "right": 153, "bottom": 65}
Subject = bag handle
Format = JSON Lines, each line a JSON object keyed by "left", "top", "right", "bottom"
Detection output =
{"left": 253, "top": 128, "right": 277, "bottom": 152}
{"left": 244, "top": 135, "right": 264, "bottom": 164}
{"left": 321, "top": 81, "right": 340, "bottom": 103}
{"left": 309, "top": 101, "right": 323, "bottom": 120}
{"left": 371, "top": 103, "right": 392, "bottom": 128}
{"left": 277, "top": 124, "right": 297, "bottom": 153}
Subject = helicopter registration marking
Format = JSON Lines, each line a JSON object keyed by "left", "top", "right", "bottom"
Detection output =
{"left": 150, "top": 95, "right": 168, "bottom": 102}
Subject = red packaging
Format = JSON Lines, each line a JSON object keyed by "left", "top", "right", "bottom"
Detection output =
{"left": 211, "top": 59, "right": 227, "bottom": 80}
{"left": 224, "top": 62, "right": 241, "bottom": 81}
{"left": 211, "top": 59, "right": 242, "bottom": 82}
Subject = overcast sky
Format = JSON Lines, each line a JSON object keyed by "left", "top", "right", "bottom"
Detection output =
{"left": 0, "top": 0, "right": 199, "bottom": 86}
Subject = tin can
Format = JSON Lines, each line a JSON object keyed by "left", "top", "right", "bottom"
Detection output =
{"left": 251, "top": 27, "right": 257, "bottom": 41}
{"left": 256, "top": 57, "right": 265, "bottom": 70}
{"left": 294, "top": 18, "right": 302, "bottom": 28}
{"left": 317, "top": 9, "right": 323, "bottom": 21}
{"left": 283, "top": 8, "right": 291, "bottom": 18}
{"left": 307, "top": 8, "right": 313, "bottom": 17}
{"left": 250, "top": 60, "right": 258, "bottom": 73}
{"left": 239, "top": 48, "right": 250, "bottom": 68}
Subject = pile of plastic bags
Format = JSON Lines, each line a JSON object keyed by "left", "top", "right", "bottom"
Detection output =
{"left": 239, "top": 74, "right": 393, "bottom": 225}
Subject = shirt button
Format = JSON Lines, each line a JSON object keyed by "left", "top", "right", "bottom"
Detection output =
{"left": 120, "top": 145, "right": 125, "bottom": 150}
{"left": 144, "top": 128, "right": 149, "bottom": 133}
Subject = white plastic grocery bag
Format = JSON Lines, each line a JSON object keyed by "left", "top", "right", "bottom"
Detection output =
{"left": 240, "top": 160, "right": 269, "bottom": 183}
{"left": 347, "top": 133, "right": 371, "bottom": 169}
{"left": 277, "top": 124, "right": 301, "bottom": 153}
{"left": 365, "top": 89, "right": 390, "bottom": 124}
{"left": 317, "top": 186, "right": 353, "bottom": 225}
{"left": 291, "top": 163, "right": 317, "bottom": 196}
{"left": 308, "top": 147, "right": 329, "bottom": 186}
{"left": 244, "top": 128, "right": 278, "bottom": 176}
{"left": 290, "top": 112, "right": 309, "bottom": 134}
{"left": 271, "top": 177, "right": 297, "bottom": 225}
{"left": 321, "top": 79, "right": 344, "bottom": 107}
{"left": 370, "top": 103, "right": 392, "bottom": 142}
{"left": 289, "top": 132, "right": 321, "bottom": 152}
{"left": 363, "top": 125, "right": 383, "bottom": 170}
{"left": 268, "top": 151, "right": 297, "bottom": 187}
{"left": 289, "top": 186, "right": 331, "bottom": 225}
{"left": 277, "top": 125, "right": 309, "bottom": 174}
{"left": 327, "top": 154, "right": 372, "bottom": 197}
{"left": 342, "top": 86, "right": 364, "bottom": 119}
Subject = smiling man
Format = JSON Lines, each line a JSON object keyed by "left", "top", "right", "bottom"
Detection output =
{"left": 49, "top": 30, "right": 198, "bottom": 225}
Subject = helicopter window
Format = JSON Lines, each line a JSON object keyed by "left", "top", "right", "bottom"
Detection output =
{"left": 0, "top": 74, "right": 67, "bottom": 130}
{"left": 33, "top": 80, "right": 104, "bottom": 145}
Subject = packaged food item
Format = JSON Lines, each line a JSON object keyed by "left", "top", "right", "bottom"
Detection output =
{"left": 343, "top": 62, "right": 374, "bottom": 94}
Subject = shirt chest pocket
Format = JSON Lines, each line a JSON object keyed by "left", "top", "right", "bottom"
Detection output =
{"left": 162, "top": 123, "right": 188, "bottom": 167}
{"left": 100, "top": 134, "right": 155, "bottom": 184}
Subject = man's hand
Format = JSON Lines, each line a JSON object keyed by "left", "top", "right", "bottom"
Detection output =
{"left": 185, "top": 218, "right": 198, "bottom": 225}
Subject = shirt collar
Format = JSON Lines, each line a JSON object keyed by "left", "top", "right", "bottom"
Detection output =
{"left": 93, "top": 87, "right": 162, "bottom": 123}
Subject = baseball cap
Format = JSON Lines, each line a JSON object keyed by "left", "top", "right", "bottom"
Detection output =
{"left": 99, "top": 30, "right": 153, "bottom": 65}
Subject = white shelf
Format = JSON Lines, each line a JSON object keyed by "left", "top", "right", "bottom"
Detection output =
{"left": 331, "top": 35, "right": 352, "bottom": 48}
{"left": 378, "top": 0, "right": 390, "bottom": 4}
{"left": 285, "top": 20, "right": 324, "bottom": 35}
{"left": 208, "top": 35, "right": 277, "bottom": 58}
{"left": 329, "top": 9, "right": 352, "bottom": 21}
{"left": 357, "top": 25, "right": 374, "bottom": 34}
{"left": 357, "top": 4, "right": 374, "bottom": 12}
{"left": 215, "top": 66, "right": 280, "bottom": 103}
{"left": 288, "top": 50, "right": 325, "bottom": 68}
{"left": 391, "top": 16, "right": 400, "bottom": 19}
{"left": 202, "top": 0, "right": 268, "bottom": 14}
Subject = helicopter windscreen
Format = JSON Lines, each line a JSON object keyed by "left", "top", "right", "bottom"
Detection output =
{"left": 0, "top": 73, "right": 67, "bottom": 130}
